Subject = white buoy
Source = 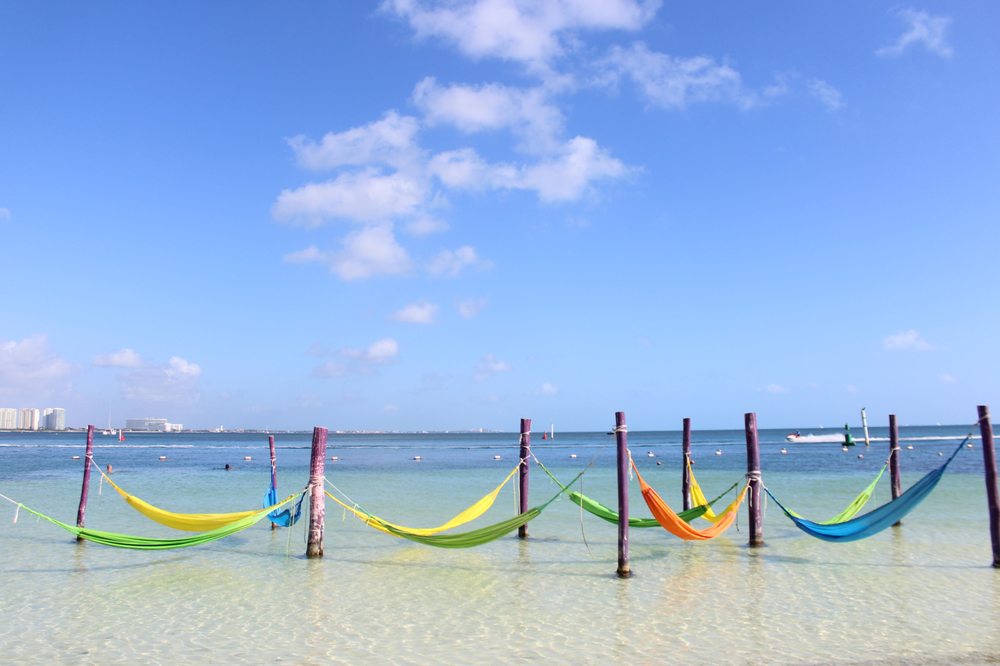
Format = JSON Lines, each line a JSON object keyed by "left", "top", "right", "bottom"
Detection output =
{"left": 857, "top": 454, "right": 864, "bottom": 460}
{"left": 938, "top": 451, "right": 944, "bottom": 456}
{"left": 330, "top": 456, "right": 339, "bottom": 461}
{"left": 906, "top": 445, "right": 914, "bottom": 450}
{"left": 780, "top": 448, "right": 787, "bottom": 455}
{"left": 967, "top": 443, "right": 974, "bottom": 448}
{"left": 243, "top": 456, "right": 252, "bottom": 461}
{"left": 159, "top": 456, "right": 167, "bottom": 461}
{"left": 412, "top": 455, "right": 422, "bottom": 461}
{"left": 569, "top": 453, "right": 577, "bottom": 459}
{"left": 493, "top": 455, "right": 501, "bottom": 460}
{"left": 715, "top": 449, "right": 722, "bottom": 456}
{"left": 71, "top": 455, "right": 80, "bottom": 460}
{"left": 647, "top": 451, "right": 655, "bottom": 457}
{"left": 842, "top": 446, "right": 849, "bottom": 452}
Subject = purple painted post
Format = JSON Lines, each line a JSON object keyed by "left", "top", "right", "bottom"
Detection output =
{"left": 615, "top": 411, "right": 631, "bottom": 578}
{"left": 744, "top": 412, "right": 763, "bottom": 547}
{"left": 518, "top": 418, "right": 531, "bottom": 539}
{"left": 682, "top": 417, "right": 692, "bottom": 511}
{"left": 977, "top": 405, "right": 1000, "bottom": 568}
{"left": 269, "top": 434, "right": 278, "bottom": 530}
{"left": 75, "top": 425, "right": 96, "bottom": 541}
{"left": 889, "top": 414, "right": 903, "bottom": 526}
{"left": 306, "top": 426, "right": 327, "bottom": 558}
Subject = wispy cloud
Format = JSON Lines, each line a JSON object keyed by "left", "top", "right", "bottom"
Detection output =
{"left": 0, "top": 334, "right": 72, "bottom": 394}
{"left": 427, "top": 245, "right": 490, "bottom": 277}
{"left": 475, "top": 353, "right": 511, "bottom": 381}
{"left": 93, "top": 348, "right": 143, "bottom": 368}
{"left": 877, "top": 8, "right": 953, "bottom": 59}
{"left": 883, "top": 329, "right": 933, "bottom": 351}
{"left": 284, "top": 226, "right": 414, "bottom": 280}
{"left": 540, "top": 381, "right": 558, "bottom": 395}
{"left": 119, "top": 356, "right": 202, "bottom": 404}
{"left": 315, "top": 337, "right": 400, "bottom": 377}
{"left": 287, "top": 111, "right": 421, "bottom": 171}
{"left": 0, "top": 208, "right": 10, "bottom": 223}
{"left": 392, "top": 300, "right": 439, "bottom": 324}
{"left": 940, "top": 373, "right": 957, "bottom": 384}
{"left": 457, "top": 297, "right": 487, "bottom": 319}
{"left": 807, "top": 78, "right": 845, "bottom": 111}
{"left": 762, "top": 383, "right": 788, "bottom": 394}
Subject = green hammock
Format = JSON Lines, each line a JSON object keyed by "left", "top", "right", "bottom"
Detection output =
{"left": 347, "top": 470, "right": 584, "bottom": 549}
{"left": 568, "top": 482, "right": 738, "bottom": 527}
{"left": 13, "top": 491, "right": 303, "bottom": 550}
{"left": 787, "top": 464, "right": 887, "bottom": 525}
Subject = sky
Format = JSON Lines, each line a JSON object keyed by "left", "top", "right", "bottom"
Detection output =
{"left": 2, "top": 1, "right": 998, "bottom": 432}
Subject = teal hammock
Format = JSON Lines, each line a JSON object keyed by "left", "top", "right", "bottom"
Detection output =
{"left": 766, "top": 437, "right": 968, "bottom": 543}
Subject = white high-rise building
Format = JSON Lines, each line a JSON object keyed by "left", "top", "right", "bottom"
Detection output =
{"left": 44, "top": 408, "right": 66, "bottom": 431}
{"left": 0, "top": 408, "right": 17, "bottom": 429}
{"left": 19, "top": 408, "right": 40, "bottom": 431}
{"left": 125, "top": 417, "right": 182, "bottom": 432}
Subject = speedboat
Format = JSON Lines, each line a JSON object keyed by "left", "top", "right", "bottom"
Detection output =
{"left": 785, "top": 431, "right": 802, "bottom": 442}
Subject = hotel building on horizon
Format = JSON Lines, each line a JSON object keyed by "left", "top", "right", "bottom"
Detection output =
{"left": 125, "top": 417, "right": 183, "bottom": 432}
{"left": 0, "top": 407, "right": 66, "bottom": 430}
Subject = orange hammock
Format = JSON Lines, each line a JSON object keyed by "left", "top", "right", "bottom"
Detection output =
{"left": 631, "top": 459, "right": 749, "bottom": 541}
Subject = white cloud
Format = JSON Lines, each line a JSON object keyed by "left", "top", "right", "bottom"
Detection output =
{"left": 598, "top": 43, "right": 755, "bottom": 110}
{"left": 807, "top": 78, "right": 844, "bottom": 111}
{"left": 384, "top": 0, "right": 658, "bottom": 69}
{"left": 540, "top": 382, "right": 558, "bottom": 395}
{"left": 405, "top": 216, "right": 449, "bottom": 236}
{"left": 413, "top": 77, "right": 563, "bottom": 152}
{"left": 120, "top": 356, "right": 201, "bottom": 404}
{"left": 93, "top": 348, "right": 143, "bottom": 368}
{"left": 272, "top": 170, "right": 426, "bottom": 226}
{"left": 457, "top": 297, "right": 488, "bottom": 318}
{"left": 762, "top": 384, "right": 788, "bottom": 394}
{"left": 331, "top": 225, "right": 414, "bottom": 280}
{"left": 393, "top": 301, "right": 439, "bottom": 324}
{"left": 883, "top": 329, "right": 933, "bottom": 351}
{"left": 284, "top": 245, "right": 327, "bottom": 264}
{"left": 0, "top": 334, "right": 72, "bottom": 392}
{"left": 428, "top": 245, "right": 489, "bottom": 277}
{"left": 475, "top": 353, "right": 511, "bottom": 381}
{"left": 0, "top": 208, "right": 10, "bottom": 223}
{"left": 877, "top": 8, "right": 953, "bottom": 59}
{"left": 287, "top": 111, "right": 421, "bottom": 171}
{"left": 941, "top": 373, "right": 957, "bottom": 384}
{"left": 366, "top": 338, "right": 400, "bottom": 363}
{"left": 316, "top": 337, "right": 399, "bottom": 377}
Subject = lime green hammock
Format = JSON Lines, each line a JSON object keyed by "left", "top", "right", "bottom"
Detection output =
{"left": 326, "top": 470, "right": 584, "bottom": 549}
{"left": 8, "top": 491, "right": 303, "bottom": 550}
{"left": 785, "top": 463, "right": 888, "bottom": 525}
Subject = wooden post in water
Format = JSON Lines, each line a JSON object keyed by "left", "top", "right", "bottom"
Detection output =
{"left": 269, "top": 434, "right": 278, "bottom": 530}
{"left": 615, "top": 411, "right": 631, "bottom": 578}
{"left": 977, "top": 405, "right": 1000, "bottom": 568}
{"left": 518, "top": 418, "right": 531, "bottom": 539}
{"left": 744, "top": 412, "right": 763, "bottom": 547}
{"left": 306, "top": 426, "right": 327, "bottom": 558}
{"left": 75, "top": 425, "right": 95, "bottom": 541}
{"left": 889, "top": 414, "right": 902, "bottom": 526}
{"left": 682, "top": 417, "right": 692, "bottom": 511}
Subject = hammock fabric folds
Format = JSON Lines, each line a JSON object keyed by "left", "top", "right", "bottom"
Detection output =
{"left": 766, "top": 438, "right": 967, "bottom": 542}
{"left": 567, "top": 482, "right": 738, "bottom": 527}
{"left": 632, "top": 461, "right": 749, "bottom": 541}
{"left": 264, "top": 485, "right": 305, "bottom": 528}
{"left": 13, "top": 491, "right": 303, "bottom": 550}
{"left": 786, "top": 465, "right": 887, "bottom": 526}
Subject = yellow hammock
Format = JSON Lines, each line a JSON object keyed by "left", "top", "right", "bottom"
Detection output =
{"left": 102, "top": 471, "right": 272, "bottom": 532}
{"left": 632, "top": 459, "right": 749, "bottom": 541}
{"left": 688, "top": 457, "right": 725, "bottom": 524}
{"left": 326, "top": 464, "right": 520, "bottom": 537}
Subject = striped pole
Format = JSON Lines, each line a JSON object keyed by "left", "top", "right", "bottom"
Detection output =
{"left": 268, "top": 434, "right": 278, "bottom": 530}
{"left": 744, "top": 412, "right": 763, "bottom": 547}
{"left": 977, "top": 405, "right": 1000, "bottom": 568}
{"left": 306, "top": 426, "right": 327, "bottom": 558}
{"left": 75, "top": 425, "right": 95, "bottom": 541}
{"left": 518, "top": 418, "right": 531, "bottom": 539}
{"left": 682, "top": 417, "right": 692, "bottom": 511}
{"left": 615, "top": 411, "right": 631, "bottom": 578}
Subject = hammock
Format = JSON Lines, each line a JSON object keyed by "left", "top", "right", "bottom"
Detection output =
{"left": 102, "top": 472, "right": 267, "bottom": 532}
{"left": 324, "top": 464, "right": 519, "bottom": 537}
{"left": 9, "top": 491, "right": 303, "bottom": 550}
{"left": 263, "top": 484, "right": 305, "bottom": 527}
{"left": 327, "top": 470, "right": 584, "bottom": 549}
{"left": 785, "top": 464, "right": 887, "bottom": 525}
{"left": 766, "top": 437, "right": 967, "bottom": 542}
{"left": 632, "top": 460, "right": 749, "bottom": 541}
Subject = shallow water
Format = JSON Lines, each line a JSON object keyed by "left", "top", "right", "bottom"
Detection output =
{"left": 1, "top": 427, "right": 999, "bottom": 664}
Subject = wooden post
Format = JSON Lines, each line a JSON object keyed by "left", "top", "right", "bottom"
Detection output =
{"left": 269, "top": 434, "right": 278, "bottom": 530}
{"left": 306, "top": 426, "right": 327, "bottom": 558}
{"left": 615, "top": 411, "right": 631, "bottom": 578}
{"left": 889, "top": 414, "right": 902, "bottom": 526}
{"left": 518, "top": 418, "right": 531, "bottom": 539}
{"left": 744, "top": 412, "right": 763, "bottom": 547}
{"left": 75, "top": 425, "right": 95, "bottom": 541}
{"left": 977, "top": 405, "right": 1000, "bottom": 568}
{"left": 682, "top": 417, "right": 692, "bottom": 511}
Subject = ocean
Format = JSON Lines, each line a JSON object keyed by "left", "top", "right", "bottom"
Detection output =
{"left": 1, "top": 424, "right": 999, "bottom": 664}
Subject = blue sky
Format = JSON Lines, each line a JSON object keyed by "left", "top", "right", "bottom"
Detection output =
{"left": 2, "top": 1, "right": 998, "bottom": 431}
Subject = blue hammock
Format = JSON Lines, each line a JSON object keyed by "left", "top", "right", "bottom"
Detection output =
{"left": 766, "top": 437, "right": 968, "bottom": 543}
{"left": 263, "top": 484, "right": 305, "bottom": 527}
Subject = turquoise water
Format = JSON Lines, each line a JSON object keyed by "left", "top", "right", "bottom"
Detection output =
{"left": 2, "top": 426, "right": 999, "bottom": 664}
